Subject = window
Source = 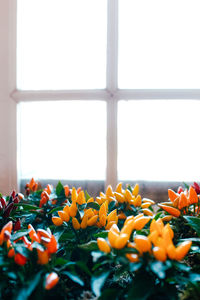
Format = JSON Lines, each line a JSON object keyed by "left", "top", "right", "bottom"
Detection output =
{"left": 3, "top": 0, "right": 200, "bottom": 195}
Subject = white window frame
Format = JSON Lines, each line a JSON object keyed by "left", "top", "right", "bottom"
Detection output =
{"left": 1, "top": 0, "right": 200, "bottom": 195}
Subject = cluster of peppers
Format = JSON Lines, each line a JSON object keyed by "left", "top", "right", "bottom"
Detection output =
{"left": 52, "top": 183, "right": 155, "bottom": 231}
{"left": 97, "top": 217, "right": 192, "bottom": 263}
{"left": 159, "top": 184, "right": 200, "bottom": 217}
{"left": 0, "top": 221, "right": 58, "bottom": 265}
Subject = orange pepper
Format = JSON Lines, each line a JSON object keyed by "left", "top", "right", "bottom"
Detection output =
{"left": 189, "top": 186, "right": 198, "bottom": 205}
{"left": 14, "top": 253, "right": 27, "bottom": 265}
{"left": 72, "top": 218, "right": 81, "bottom": 230}
{"left": 87, "top": 215, "right": 98, "bottom": 226}
{"left": 153, "top": 246, "right": 167, "bottom": 262}
{"left": 45, "top": 272, "right": 59, "bottom": 290}
{"left": 37, "top": 249, "right": 49, "bottom": 265}
{"left": 58, "top": 210, "right": 70, "bottom": 222}
{"left": 64, "top": 185, "right": 70, "bottom": 197}
{"left": 97, "top": 238, "right": 111, "bottom": 253}
{"left": 134, "top": 235, "right": 151, "bottom": 253}
{"left": 115, "top": 233, "right": 129, "bottom": 249}
{"left": 178, "top": 192, "right": 188, "bottom": 210}
{"left": 175, "top": 241, "right": 192, "bottom": 261}
{"left": 168, "top": 189, "right": 178, "bottom": 202}
{"left": 81, "top": 215, "right": 88, "bottom": 229}
{"left": 133, "top": 216, "right": 151, "bottom": 230}
{"left": 52, "top": 216, "right": 63, "bottom": 226}
{"left": 158, "top": 204, "right": 181, "bottom": 217}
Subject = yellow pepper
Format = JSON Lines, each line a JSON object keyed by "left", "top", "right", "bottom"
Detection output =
{"left": 134, "top": 235, "right": 151, "bottom": 253}
{"left": 80, "top": 215, "right": 88, "bottom": 229}
{"left": 97, "top": 238, "right": 111, "bottom": 253}
{"left": 153, "top": 246, "right": 167, "bottom": 262}
{"left": 87, "top": 215, "right": 98, "bottom": 226}
{"left": 133, "top": 216, "right": 151, "bottom": 230}
{"left": 52, "top": 216, "right": 63, "bottom": 226}
{"left": 175, "top": 241, "right": 192, "bottom": 261}
{"left": 72, "top": 218, "right": 80, "bottom": 230}
{"left": 58, "top": 210, "right": 70, "bottom": 222}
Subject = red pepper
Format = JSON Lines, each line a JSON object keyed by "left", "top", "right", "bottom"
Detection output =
{"left": 3, "top": 202, "right": 14, "bottom": 218}
{"left": 45, "top": 272, "right": 59, "bottom": 290}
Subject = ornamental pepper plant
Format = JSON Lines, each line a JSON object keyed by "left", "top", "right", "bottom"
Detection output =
{"left": 0, "top": 180, "right": 199, "bottom": 299}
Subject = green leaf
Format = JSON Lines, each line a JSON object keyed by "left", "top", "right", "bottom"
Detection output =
{"left": 54, "top": 258, "right": 69, "bottom": 266}
{"left": 108, "top": 201, "right": 116, "bottom": 212}
{"left": 11, "top": 230, "right": 29, "bottom": 241}
{"left": 85, "top": 190, "right": 91, "bottom": 201}
{"left": 47, "top": 206, "right": 64, "bottom": 215}
{"left": 189, "top": 273, "right": 200, "bottom": 282}
{"left": 127, "top": 185, "right": 132, "bottom": 193}
{"left": 150, "top": 261, "right": 166, "bottom": 279}
{"left": 15, "top": 271, "right": 42, "bottom": 300}
{"left": 127, "top": 273, "right": 154, "bottom": 300}
{"left": 62, "top": 271, "right": 84, "bottom": 286}
{"left": 91, "top": 271, "right": 110, "bottom": 297}
{"left": 183, "top": 216, "right": 200, "bottom": 236}
{"left": 179, "top": 237, "right": 200, "bottom": 243}
{"left": 129, "top": 262, "right": 142, "bottom": 272}
{"left": 78, "top": 241, "right": 98, "bottom": 251}
{"left": 56, "top": 181, "right": 65, "bottom": 197}
{"left": 173, "top": 261, "right": 191, "bottom": 272}
{"left": 93, "top": 231, "right": 108, "bottom": 239}
{"left": 14, "top": 203, "right": 40, "bottom": 210}
{"left": 99, "top": 288, "right": 121, "bottom": 300}
{"left": 154, "top": 212, "right": 164, "bottom": 220}
{"left": 183, "top": 182, "right": 190, "bottom": 190}
{"left": 86, "top": 202, "right": 100, "bottom": 210}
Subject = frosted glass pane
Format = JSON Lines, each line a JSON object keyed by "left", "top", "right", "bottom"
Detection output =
{"left": 17, "top": 0, "right": 107, "bottom": 90}
{"left": 119, "top": 0, "right": 200, "bottom": 89}
{"left": 18, "top": 101, "right": 106, "bottom": 180}
{"left": 118, "top": 100, "right": 200, "bottom": 181}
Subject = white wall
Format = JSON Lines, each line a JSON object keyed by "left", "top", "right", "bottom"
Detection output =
{"left": 0, "top": 0, "right": 17, "bottom": 194}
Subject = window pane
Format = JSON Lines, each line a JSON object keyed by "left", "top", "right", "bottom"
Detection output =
{"left": 119, "top": 0, "right": 200, "bottom": 89}
{"left": 17, "top": 0, "right": 107, "bottom": 90}
{"left": 118, "top": 100, "right": 200, "bottom": 181}
{"left": 18, "top": 101, "right": 106, "bottom": 180}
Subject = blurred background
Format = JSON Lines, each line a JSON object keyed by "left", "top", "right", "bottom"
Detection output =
{"left": 1, "top": 0, "right": 200, "bottom": 201}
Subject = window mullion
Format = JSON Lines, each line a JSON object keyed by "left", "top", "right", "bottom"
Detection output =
{"left": 106, "top": 0, "right": 118, "bottom": 189}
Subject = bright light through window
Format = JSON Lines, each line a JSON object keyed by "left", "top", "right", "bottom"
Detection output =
{"left": 18, "top": 101, "right": 106, "bottom": 180}
{"left": 17, "top": 0, "right": 107, "bottom": 90}
{"left": 119, "top": 0, "right": 200, "bottom": 89}
{"left": 118, "top": 100, "right": 200, "bottom": 181}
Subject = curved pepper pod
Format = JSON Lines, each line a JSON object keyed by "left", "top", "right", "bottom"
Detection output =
{"left": 81, "top": 215, "right": 88, "bottom": 229}
{"left": 77, "top": 190, "right": 86, "bottom": 205}
{"left": 108, "top": 224, "right": 120, "bottom": 247}
{"left": 132, "top": 183, "right": 139, "bottom": 196}
{"left": 134, "top": 235, "right": 151, "bottom": 253}
{"left": 168, "top": 189, "right": 178, "bottom": 202}
{"left": 14, "top": 253, "right": 27, "bottom": 266}
{"left": 69, "top": 203, "right": 77, "bottom": 217}
{"left": 115, "top": 233, "right": 129, "bottom": 249}
{"left": 178, "top": 192, "right": 188, "bottom": 210}
{"left": 115, "top": 182, "right": 123, "bottom": 194}
{"left": 188, "top": 186, "right": 198, "bottom": 205}
{"left": 45, "top": 272, "right": 59, "bottom": 290}
{"left": 87, "top": 215, "right": 98, "bottom": 226}
{"left": 97, "top": 237, "right": 111, "bottom": 253}
{"left": 153, "top": 246, "right": 167, "bottom": 262}
{"left": 72, "top": 218, "right": 81, "bottom": 230}
{"left": 37, "top": 249, "right": 49, "bottom": 265}
{"left": 126, "top": 253, "right": 139, "bottom": 263}
{"left": 142, "top": 208, "right": 154, "bottom": 216}
{"left": 106, "top": 185, "right": 114, "bottom": 198}
{"left": 175, "top": 241, "right": 192, "bottom": 261}
{"left": 58, "top": 210, "right": 70, "bottom": 222}
{"left": 107, "top": 209, "right": 117, "bottom": 223}
{"left": 133, "top": 216, "right": 151, "bottom": 230}
{"left": 158, "top": 204, "right": 181, "bottom": 217}
{"left": 52, "top": 216, "right": 63, "bottom": 226}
